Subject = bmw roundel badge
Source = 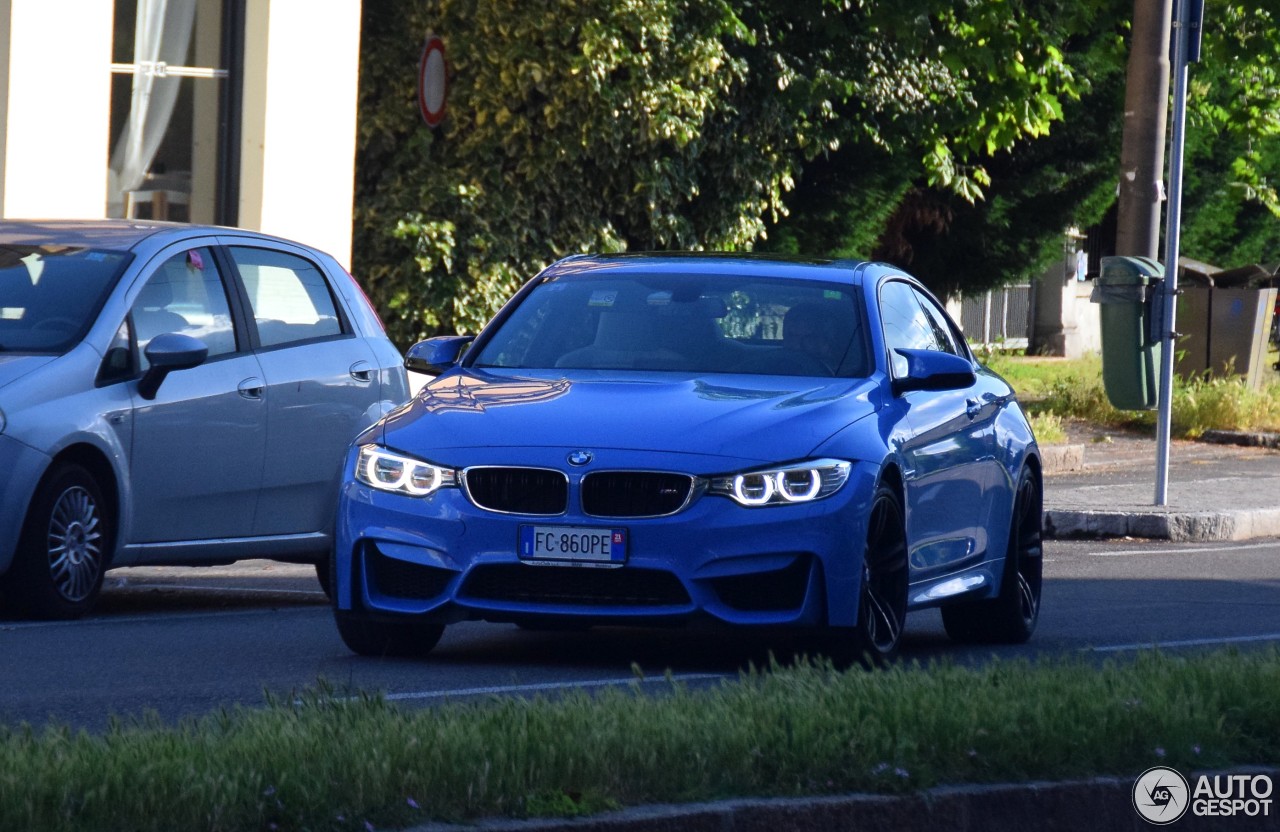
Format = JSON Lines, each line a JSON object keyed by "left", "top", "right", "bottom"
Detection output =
{"left": 567, "top": 450, "right": 594, "bottom": 467}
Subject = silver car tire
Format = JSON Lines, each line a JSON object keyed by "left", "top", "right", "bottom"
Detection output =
{"left": 5, "top": 463, "right": 111, "bottom": 620}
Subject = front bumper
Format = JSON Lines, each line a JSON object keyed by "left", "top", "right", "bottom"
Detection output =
{"left": 335, "top": 457, "right": 881, "bottom": 630}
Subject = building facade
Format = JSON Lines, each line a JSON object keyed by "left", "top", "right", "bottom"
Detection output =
{"left": 0, "top": 0, "right": 361, "bottom": 266}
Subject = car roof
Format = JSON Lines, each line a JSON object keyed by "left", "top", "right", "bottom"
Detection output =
{"left": 0, "top": 219, "right": 199, "bottom": 250}
{"left": 541, "top": 252, "right": 883, "bottom": 286}
{"left": 0, "top": 219, "right": 303, "bottom": 254}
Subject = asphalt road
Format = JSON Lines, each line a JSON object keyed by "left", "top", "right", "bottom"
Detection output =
{"left": 3, "top": 536, "right": 1280, "bottom": 732}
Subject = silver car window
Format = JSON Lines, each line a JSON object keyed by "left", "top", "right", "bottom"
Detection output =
{"left": 228, "top": 247, "right": 343, "bottom": 348}
{"left": 131, "top": 247, "right": 237, "bottom": 371}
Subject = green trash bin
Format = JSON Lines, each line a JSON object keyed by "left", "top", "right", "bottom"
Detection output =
{"left": 1090, "top": 256, "right": 1165, "bottom": 410}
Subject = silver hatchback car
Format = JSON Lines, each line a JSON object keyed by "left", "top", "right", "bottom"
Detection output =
{"left": 0, "top": 220, "right": 408, "bottom": 619}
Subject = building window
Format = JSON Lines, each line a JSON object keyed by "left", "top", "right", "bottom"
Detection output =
{"left": 108, "top": 0, "right": 242, "bottom": 225}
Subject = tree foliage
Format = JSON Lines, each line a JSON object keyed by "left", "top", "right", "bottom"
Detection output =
{"left": 355, "top": 0, "right": 1089, "bottom": 344}
{"left": 1180, "top": 1, "right": 1280, "bottom": 267}
{"left": 357, "top": 0, "right": 786, "bottom": 344}
{"left": 353, "top": 0, "right": 1280, "bottom": 346}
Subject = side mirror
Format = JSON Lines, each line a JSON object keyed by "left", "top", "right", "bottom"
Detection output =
{"left": 138, "top": 332, "right": 208, "bottom": 400}
{"left": 405, "top": 335, "right": 475, "bottom": 376}
{"left": 891, "top": 348, "right": 976, "bottom": 395}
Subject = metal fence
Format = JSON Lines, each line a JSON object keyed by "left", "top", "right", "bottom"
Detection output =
{"left": 956, "top": 285, "right": 1031, "bottom": 349}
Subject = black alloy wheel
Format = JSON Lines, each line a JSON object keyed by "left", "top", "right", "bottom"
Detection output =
{"left": 942, "top": 465, "right": 1043, "bottom": 644}
{"left": 842, "top": 483, "right": 910, "bottom": 667}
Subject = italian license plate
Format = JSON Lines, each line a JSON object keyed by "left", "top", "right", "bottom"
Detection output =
{"left": 519, "top": 525, "right": 627, "bottom": 564}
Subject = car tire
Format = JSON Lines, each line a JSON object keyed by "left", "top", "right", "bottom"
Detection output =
{"left": 331, "top": 548, "right": 444, "bottom": 657}
{"left": 334, "top": 610, "right": 444, "bottom": 657}
{"left": 942, "top": 465, "right": 1043, "bottom": 644}
{"left": 5, "top": 463, "right": 111, "bottom": 620}
{"left": 821, "top": 483, "right": 908, "bottom": 668}
{"left": 852, "top": 484, "right": 910, "bottom": 666}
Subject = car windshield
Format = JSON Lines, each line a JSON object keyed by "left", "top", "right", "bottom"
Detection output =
{"left": 0, "top": 246, "right": 131, "bottom": 354}
{"left": 471, "top": 273, "right": 870, "bottom": 377}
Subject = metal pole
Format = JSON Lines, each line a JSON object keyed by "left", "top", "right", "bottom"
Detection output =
{"left": 1156, "top": 0, "right": 1195, "bottom": 505}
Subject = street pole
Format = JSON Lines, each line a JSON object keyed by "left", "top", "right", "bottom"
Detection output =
{"left": 1115, "top": 0, "right": 1173, "bottom": 259}
{"left": 1155, "top": 0, "right": 1203, "bottom": 506}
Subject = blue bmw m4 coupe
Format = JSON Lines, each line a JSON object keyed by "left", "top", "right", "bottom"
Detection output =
{"left": 333, "top": 254, "right": 1042, "bottom": 663}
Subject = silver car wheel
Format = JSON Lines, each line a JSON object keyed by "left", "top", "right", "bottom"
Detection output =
{"left": 46, "top": 485, "right": 104, "bottom": 603}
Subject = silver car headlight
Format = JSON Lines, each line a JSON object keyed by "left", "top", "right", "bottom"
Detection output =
{"left": 354, "top": 445, "right": 457, "bottom": 497}
{"left": 708, "top": 459, "right": 852, "bottom": 507}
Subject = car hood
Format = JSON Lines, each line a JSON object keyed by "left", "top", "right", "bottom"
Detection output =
{"left": 379, "top": 368, "right": 880, "bottom": 471}
{"left": 0, "top": 354, "right": 57, "bottom": 391}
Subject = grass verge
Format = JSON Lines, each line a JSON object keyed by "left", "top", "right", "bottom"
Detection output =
{"left": 984, "top": 353, "right": 1280, "bottom": 439}
{"left": 2, "top": 650, "right": 1279, "bottom": 831}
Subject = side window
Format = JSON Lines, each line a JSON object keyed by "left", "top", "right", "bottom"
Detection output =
{"left": 880, "top": 280, "right": 944, "bottom": 377}
{"left": 131, "top": 247, "right": 237, "bottom": 371}
{"left": 913, "top": 288, "right": 964, "bottom": 358}
{"left": 228, "top": 247, "right": 343, "bottom": 348}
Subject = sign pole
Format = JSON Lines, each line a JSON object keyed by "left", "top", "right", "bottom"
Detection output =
{"left": 1155, "top": 0, "right": 1203, "bottom": 505}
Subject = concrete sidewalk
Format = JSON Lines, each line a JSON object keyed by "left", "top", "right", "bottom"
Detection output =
{"left": 1042, "top": 424, "right": 1280, "bottom": 542}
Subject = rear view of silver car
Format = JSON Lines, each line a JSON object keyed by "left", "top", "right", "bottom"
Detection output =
{"left": 0, "top": 220, "right": 408, "bottom": 618}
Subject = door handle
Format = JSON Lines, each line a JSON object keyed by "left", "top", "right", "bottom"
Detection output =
{"left": 238, "top": 377, "right": 264, "bottom": 400}
{"left": 350, "top": 361, "right": 373, "bottom": 383}
{"left": 965, "top": 397, "right": 981, "bottom": 419}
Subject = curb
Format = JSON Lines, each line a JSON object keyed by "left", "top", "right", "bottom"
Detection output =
{"left": 1044, "top": 506, "right": 1280, "bottom": 542}
{"left": 1038, "top": 443, "right": 1085, "bottom": 475}
{"left": 1199, "top": 429, "right": 1280, "bottom": 450}
{"left": 409, "top": 768, "right": 1280, "bottom": 832}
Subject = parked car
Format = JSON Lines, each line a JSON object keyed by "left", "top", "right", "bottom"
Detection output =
{"left": 332, "top": 254, "right": 1042, "bottom": 663}
{"left": 0, "top": 220, "right": 408, "bottom": 619}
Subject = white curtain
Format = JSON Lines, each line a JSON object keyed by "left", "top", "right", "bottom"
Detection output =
{"left": 107, "top": 0, "right": 198, "bottom": 217}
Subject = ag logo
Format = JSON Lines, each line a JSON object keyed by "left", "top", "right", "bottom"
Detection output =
{"left": 1133, "top": 766, "right": 1190, "bottom": 825}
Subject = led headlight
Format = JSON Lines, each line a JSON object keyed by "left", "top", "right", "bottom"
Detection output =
{"left": 708, "top": 459, "right": 851, "bottom": 508}
{"left": 354, "top": 445, "right": 457, "bottom": 497}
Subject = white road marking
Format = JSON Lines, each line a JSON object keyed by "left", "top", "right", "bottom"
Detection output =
{"left": 374, "top": 673, "right": 732, "bottom": 703}
{"left": 1090, "top": 633, "right": 1280, "bottom": 653}
{"left": 1088, "top": 541, "right": 1280, "bottom": 557}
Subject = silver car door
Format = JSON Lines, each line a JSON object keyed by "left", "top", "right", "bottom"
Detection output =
{"left": 223, "top": 243, "right": 379, "bottom": 537}
{"left": 127, "top": 244, "right": 266, "bottom": 544}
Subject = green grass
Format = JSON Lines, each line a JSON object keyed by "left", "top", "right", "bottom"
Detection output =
{"left": 985, "top": 353, "right": 1280, "bottom": 438}
{"left": 1027, "top": 411, "right": 1067, "bottom": 445}
{"left": 3, "top": 651, "right": 1280, "bottom": 831}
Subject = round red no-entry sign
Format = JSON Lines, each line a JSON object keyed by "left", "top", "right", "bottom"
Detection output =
{"left": 418, "top": 35, "right": 447, "bottom": 128}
